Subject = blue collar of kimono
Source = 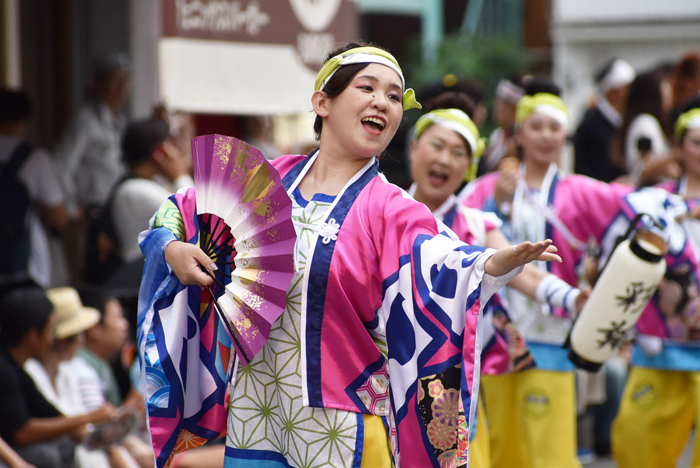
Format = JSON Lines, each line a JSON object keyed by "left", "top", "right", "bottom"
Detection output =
{"left": 433, "top": 195, "right": 459, "bottom": 228}
{"left": 282, "top": 150, "right": 380, "bottom": 407}
{"left": 442, "top": 204, "right": 458, "bottom": 228}
{"left": 512, "top": 163, "right": 561, "bottom": 272}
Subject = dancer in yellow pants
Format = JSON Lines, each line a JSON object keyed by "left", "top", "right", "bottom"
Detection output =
{"left": 482, "top": 369, "right": 580, "bottom": 468}
{"left": 613, "top": 367, "right": 700, "bottom": 468}
{"left": 609, "top": 98, "right": 700, "bottom": 468}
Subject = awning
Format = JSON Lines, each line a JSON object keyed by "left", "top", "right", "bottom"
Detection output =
{"left": 159, "top": 0, "right": 358, "bottom": 115}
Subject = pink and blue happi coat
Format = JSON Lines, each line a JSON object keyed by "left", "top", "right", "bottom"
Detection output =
{"left": 433, "top": 196, "right": 534, "bottom": 375}
{"left": 460, "top": 169, "right": 632, "bottom": 370}
{"left": 137, "top": 188, "right": 232, "bottom": 468}
{"left": 600, "top": 181, "right": 700, "bottom": 371}
{"left": 138, "top": 153, "right": 519, "bottom": 467}
{"left": 460, "top": 170, "right": 632, "bottom": 318}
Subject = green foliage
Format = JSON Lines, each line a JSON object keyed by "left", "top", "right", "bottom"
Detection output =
{"left": 405, "top": 33, "right": 530, "bottom": 132}
{"left": 408, "top": 33, "right": 529, "bottom": 93}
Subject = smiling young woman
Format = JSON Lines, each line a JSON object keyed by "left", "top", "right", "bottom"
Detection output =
{"left": 138, "top": 44, "right": 561, "bottom": 468}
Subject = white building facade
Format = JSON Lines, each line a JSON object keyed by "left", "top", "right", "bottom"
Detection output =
{"left": 552, "top": 0, "right": 700, "bottom": 127}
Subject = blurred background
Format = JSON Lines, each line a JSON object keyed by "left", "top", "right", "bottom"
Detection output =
{"left": 3, "top": 0, "right": 697, "bottom": 182}
{"left": 1, "top": 2, "right": 699, "bottom": 467}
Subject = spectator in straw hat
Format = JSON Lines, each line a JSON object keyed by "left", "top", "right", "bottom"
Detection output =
{"left": 0, "top": 288, "right": 114, "bottom": 468}
{"left": 24, "top": 287, "right": 140, "bottom": 468}
{"left": 25, "top": 287, "right": 102, "bottom": 413}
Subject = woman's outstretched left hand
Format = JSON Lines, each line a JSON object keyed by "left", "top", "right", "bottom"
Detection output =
{"left": 485, "top": 239, "right": 561, "bottom": 277}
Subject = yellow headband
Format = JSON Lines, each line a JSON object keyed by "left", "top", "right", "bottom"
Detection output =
{"left": 675, "top": 108, "right": 700, "bottom": 140}
{"left": 515, "top": 93, "right": 568, "bottom": 126}
{"left": 315, "top": 46, "right": 422, "bottom": 111}
{"left": 414, "top": 108, "right": 487, "bottom": 181}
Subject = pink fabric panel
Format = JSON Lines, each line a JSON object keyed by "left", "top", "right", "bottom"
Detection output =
{"left": 461, "top": 173, "right": 499, "bottom": 211}
{"left": 320, "top": 183, "right": 385, "bottom": 405}
{"left": 149, "top": 410, "right": 181, "bottom": 461}
{"left": 173, "top": 188, "right": 199, "bottom": 242}
{"left": 270, "top": 154, "right": 306, "bottom": 178}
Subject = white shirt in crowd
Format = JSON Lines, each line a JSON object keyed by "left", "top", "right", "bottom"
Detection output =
{"left": 52, "top": 101, "right": 125, "bottom": 213}
{"left": 112, "top": 174, "right": 194, "bottom": 262}
{"left": 24, "top": 358, "right": 112, "bottom": 468}
{"left": 0, "top": 135, "right": 64, "bottom": 287}
{"left": 625, "top": 113, "right": 670, "bottom": 181}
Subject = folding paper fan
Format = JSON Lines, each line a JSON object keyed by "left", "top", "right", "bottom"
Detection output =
{"left": 192, "top": 134, "right": 296, "bottom": 365}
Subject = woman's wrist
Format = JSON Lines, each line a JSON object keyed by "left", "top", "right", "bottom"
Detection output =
{"left": 535, "top": 274, "right": 579, "bottom": 315}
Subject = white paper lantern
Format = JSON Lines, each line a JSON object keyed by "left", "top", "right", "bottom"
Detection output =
{"left": 569, "top": 230, "right": 667, "bottom": 371}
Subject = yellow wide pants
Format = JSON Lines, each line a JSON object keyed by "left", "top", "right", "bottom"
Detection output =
{"left": 612, "top": 367, "right": 700, "bottom": 468}
{"left": 480, "top": 369, "right": 581, "bottom": 468}
{"left": 470, "top": 397, "right": 492, "bottom": 468}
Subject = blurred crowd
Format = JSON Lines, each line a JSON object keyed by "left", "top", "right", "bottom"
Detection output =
{"left": 0, "top": 56, "right": 230, "bottom": 468}
{"left": 0, "top": 47, "right": 699, "bottom": 468}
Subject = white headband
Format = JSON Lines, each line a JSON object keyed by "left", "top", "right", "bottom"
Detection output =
{"left": 319, "top": 53, "right": 406, "bottom": 92}
{"left": 533, "top": 104, "right": 569, "bottom": 126}
{"left": 422, "top": 110, "right": 479, "bottom": 155}
{"left": 598, "top": 59, "right": 636, "bottom": 93}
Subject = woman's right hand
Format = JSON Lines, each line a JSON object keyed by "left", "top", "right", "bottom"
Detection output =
{"left": 164, "top": 241, "right": 216, "bottom": 286}
{"left": 485, "top": 240, "right": 561, "bottom": 277}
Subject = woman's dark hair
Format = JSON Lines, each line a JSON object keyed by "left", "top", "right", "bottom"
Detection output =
{"left": 619, "top": 70, "right": 671, "bottom": 153}
{"left": 78, "top": 287, "right": 114, "bottom": 324}
{"left": 675, "top": 95, "right": 700, "bottom": 142}
{"left": 522, "top": 76, "right": 561, "bottom": 97}
{"left": 0, "top": 287, "right": 54, "bottom": 347}
{"left": 421, "top": 91, "right": 477, "bottom": 157}
{"left": 424, "top": 91, "right": 476, "bottom": 118}
{"left": 121, "top": 118, "right": 171, "bottom": 168}
{"left": 454, "top": 79, "right": 485, "bottom": 105}
{"left": 313, "top": 42, "right": 389, "bottom": 139}
{"left": 419, "top": 78, "right": 485, "bottom": 109}
{"left": 679, "top": 95, "right": 700, "bottom": 116}
{"left": 671, "top": 52, "right": 700, "bottom": 107}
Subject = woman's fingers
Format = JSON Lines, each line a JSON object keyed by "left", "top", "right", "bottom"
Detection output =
{"left": 537, "top": 252, "right": 563, "bottom": 263}
{"left": 190, "top": 264, "right": 215, "bottom": 286}
{"left": 513, "top": 240, "right": 561, "bottom": 262}
{"left": 165, "top": 241, "right": 215, "bottom": 286}
{"left": 193, "top": 247, "right": 217, "bottom": 273}
{"left": 531, "top": 241, "right": 562, "bottom": 263}
{"left": 188, "top": 247, "right": 215, "bottom": 286}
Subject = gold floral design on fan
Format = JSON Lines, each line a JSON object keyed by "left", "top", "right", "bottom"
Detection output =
{"left": 226, "top": 141, "right": 278, "bottom": 219}
{"left": 215, "top": 136, "right": 232, "bottom": 165}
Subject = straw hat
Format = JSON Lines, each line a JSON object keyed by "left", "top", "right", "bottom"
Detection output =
{"left": 46, "top": 288, "right": 101, "bottom": 339}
